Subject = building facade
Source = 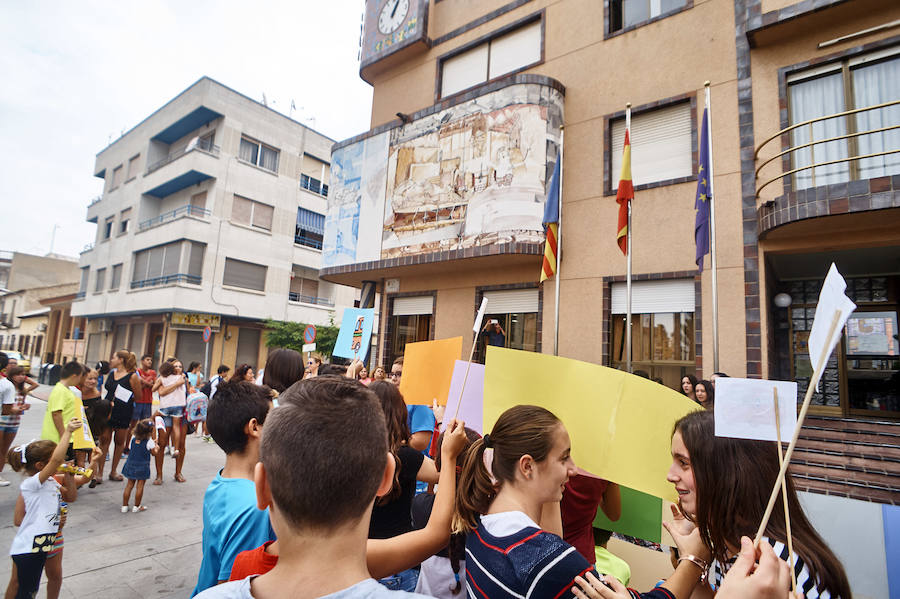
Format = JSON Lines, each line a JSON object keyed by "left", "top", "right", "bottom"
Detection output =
{"left": 325, "top": 1, "right": 899, "bottom": 595}
{"left": 74, "top": 77, "right": 357, "bottom": 372}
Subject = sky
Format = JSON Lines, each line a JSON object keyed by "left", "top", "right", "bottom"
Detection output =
{"left": 0, "top": 1, "right": 373, "bottom": 259}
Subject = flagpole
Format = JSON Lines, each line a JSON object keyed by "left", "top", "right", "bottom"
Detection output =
{"left": 554, "top": 125, "right": 565, "bottom": 356}
{"left": 704, "top": 82, "right": 720, "bottom": 373}
{"left": 625, "top": 104, "right": 633, "bottom": 374}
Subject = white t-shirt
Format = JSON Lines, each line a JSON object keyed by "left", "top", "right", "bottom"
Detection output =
{"left": 69, "top": 385, "right": 82, "bottom": 399}
{"left": 0, "top": 377, "right": 15, "bottom": 406}
{"left": 481, "top": 510, "right": 540, "bottom": 537}
{"left": 196, "top": 577, "right": 431, "bottom": 598}
{"left": 10, "top": 473, "right": 61, "bottom": 556}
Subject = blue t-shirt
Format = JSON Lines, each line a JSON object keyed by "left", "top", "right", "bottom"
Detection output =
{"left": 192, "top": 471, "right": 275, "bottom": 596}
{"left": 407, "top": 405, "right": 436, "bottom": 494}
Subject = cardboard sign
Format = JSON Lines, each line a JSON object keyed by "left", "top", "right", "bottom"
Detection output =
{"left": 483, "top": 347, "right": 699, "bottom": 502}
{"left": 114, "top": 385, "right": 132, "bottom": 404}
{"left": 333, "top": 308, "right": 375, "bottom": 359}
{"left": 593, "top": 484, "right": 664, "bottom": 544}
{"left": 399, "top": 337, "right": 463, "bottom": 406}
{"left": 73, "top": 404, "right": 95, "bottom": 450}
{"left": 443, "top": 360, "right": 486, "bottom": 433}
{"left": 714, "top": 377, "right": 798, "bottom": 442}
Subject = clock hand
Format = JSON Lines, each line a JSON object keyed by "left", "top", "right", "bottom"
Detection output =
{"left": 390, "top": 0, "right": 400, "bottom": 18}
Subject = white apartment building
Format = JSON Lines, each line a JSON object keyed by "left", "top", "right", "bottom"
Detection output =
{"left": 73, "top": 77, "right": 357, "bottom": 371}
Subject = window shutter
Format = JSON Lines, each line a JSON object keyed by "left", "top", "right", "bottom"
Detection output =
{"left": 132, "top": 252, "right": 148, "bottom": 282}
{"left": 483, "top": 289, "right": 539, "bottom": 313}
{"left": 111, "top": 264, "right": 122, "bottom": 289}
{"left": 224, "top": 258, "right": 267, "bottom": 291}
{"left": 441, "top": 44, "right": 489, "bottom": 97}
{"left": 612, "top": 102, "right": 693, "bottom": 188}
{"left": 393, "top": 296, "right": 434, "bottom": 316}
{"left": 252, "top": 202, "right": 274, "bottom": 230}
{"left": 488, "top": 20, "right": 541, "bottom": 79}
{"left": 611, "top": 279, "right": 695, "bottom": 314}
{"left": 188, "top": 243, "right": 205, "bottom": 278}
{"left": 190, "top": 191, "right": 207, "bottom": 210}
{"left": 162, "top": 243, "right": 182, "bottom": 276}
{"left": 232, "top": 195, "right": 252, "bottom": 225}
{"left": 146, "top": 246, "right": 164, "bottom": 278}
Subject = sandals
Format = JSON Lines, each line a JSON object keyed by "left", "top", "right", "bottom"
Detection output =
{"left": 108, "top": 473, "right": 123, "bottom": 482}
{"left": 89, "top": 479, "right": 101, "bottom": 488}
{"left": 174, "top": 473, "right": 186, "bottom": 483}
{"left": 152, "top": 478, "right": 163, "bottom": 486}
{"left": 132, "top": 505, "right": 148, "bottom": 512}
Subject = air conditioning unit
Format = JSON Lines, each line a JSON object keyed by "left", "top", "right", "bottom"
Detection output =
{"left": 97, "top": 319, "right": 113, "bottom": 333}
{"left": 37, "top": 323, "right": 47, "bottom": 332}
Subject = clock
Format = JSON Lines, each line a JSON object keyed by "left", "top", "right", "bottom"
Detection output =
{"left": 360, "top": 0, "right": 430, "bottom": 82}
{"left": 378, "top": 0, "right": 409, "bottom": 34}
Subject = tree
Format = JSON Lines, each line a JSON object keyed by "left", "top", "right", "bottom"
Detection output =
{"left": 264, "top": 317, "right": 340, "bottom": 360}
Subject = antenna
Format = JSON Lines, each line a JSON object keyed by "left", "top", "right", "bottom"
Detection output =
{"left": 262, "top": 92, "right": 268, "bottom": 107}
{"left": 49, "top": 224, "right": 60, "bottom": 255}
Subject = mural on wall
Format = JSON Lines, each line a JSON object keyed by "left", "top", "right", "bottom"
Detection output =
{"left": 323, "top": 83, "right": 564, "bottom": 267}
{"left": 323, "top": 131, "right": 390, "bottom": 268}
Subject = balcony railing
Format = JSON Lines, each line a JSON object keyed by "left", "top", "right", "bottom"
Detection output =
{"left": 88, "top": 196, "right": 101, "bottom": 207}
{"left": 755, "top": 99, "right": 900, "bottom": 199}
{"left": 81, "top": 243, "right": 94, "bottom": 254}
{"left": 300, "top": 176, "right": 328, "bottom": 197}
{"left": 130, "top": 273, "right": 202, "bottom": 289}
{"left": 138, "top": 204, "right": 211, "bottom": 231}
{"left": 288, "top": 292, "right": 334, "bottom": 307}
{"left": 145, "top": 138, "right": 220, "bottom": 175}
{"left": 74, "top": 291, "right": 85, "bottom": 299}
{"left": 294, "top": 234, "right": 323, "bottom": 249}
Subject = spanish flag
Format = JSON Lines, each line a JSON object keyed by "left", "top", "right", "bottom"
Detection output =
{"left": 616, "top": 129, "right": 633, "bottom": 256}
{"left": 540, "top": 159, "right": 561, "bottom": 283}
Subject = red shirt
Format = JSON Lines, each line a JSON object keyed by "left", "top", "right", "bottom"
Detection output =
{"left": 561, "top": 474, "right": 609, "bottom": 563}
{"left": 137, "top": 369, "right": 156, "bottom": 404}
{"left": 229, "top": 541, "right": 278, "bottom": 581}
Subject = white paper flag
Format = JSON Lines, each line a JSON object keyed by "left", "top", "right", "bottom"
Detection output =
{"left": 807, "top": 264, "right": 856, "bottom": 391}
{"left": 714, "top": 378, "right": 798, "bottom": 442}
{"left": 473, "top": 297, "right": 489, "bottom": 333}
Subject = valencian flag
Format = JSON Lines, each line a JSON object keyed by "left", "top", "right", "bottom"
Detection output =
{"left": 540, "top": 159, "right": 561, "bottom": 283}
{"left": 695, "top": 108, "right": 711, "bottom": 271}
{"left": 615, "top": 130, "right": 634, "bottom": 255}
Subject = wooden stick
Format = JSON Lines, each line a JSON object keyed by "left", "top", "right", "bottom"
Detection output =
{"left": 773, "top": 387, "right": 798, "bottom": 596}
{"left": 755, "top": 310, "right": 842, "bottom": 545}
{"left": 452, "top": 334, "right": 480, "bottom": 421}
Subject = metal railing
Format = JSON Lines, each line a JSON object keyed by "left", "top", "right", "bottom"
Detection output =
{"left": 299, "top": 176, "right": 328, "bottom": 197}
{"left": 755, "top": 99, "right": 900, "bottom": 199}
{"left": 81, "top": 243, "right": 94, "bottom": 254}
{"left": 288, "top": 292, "right": 334, "bottom": 306}
{"left": 88, "top": 196, "right": 102, "bottom": 207}
{"left": 138, "top": 204, "right": 211, "bottom": 231}
{"left": 145, "top": 138, "right": 220, "bottom": 174}
{"left": 294, "top": 234, "right": 323, "bottom": 249}
{"left": 130, "top": 273, "right": 202, "bottom": 289}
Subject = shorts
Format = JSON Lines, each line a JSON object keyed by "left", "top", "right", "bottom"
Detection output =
{"left": 48, "top": 534, "right": 64, "bottom": 558}
{"left": 159, "top": 405, "right": 184, "bottom": 428}
{"left": 0, "top": 420, "right": 19, "bottom": 434}
{"left": 132, "top": 402, "right": 153, "bottom": 421}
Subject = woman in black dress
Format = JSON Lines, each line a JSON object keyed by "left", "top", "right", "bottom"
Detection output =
{"left": 105, "top": 350, "right": 141, "bottom": 482}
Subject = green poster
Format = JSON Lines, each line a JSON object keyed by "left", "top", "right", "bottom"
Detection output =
{"left": 593, "top": 485, "right": 663, "bottom": 544}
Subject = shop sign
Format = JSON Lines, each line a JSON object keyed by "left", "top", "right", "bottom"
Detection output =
{"left": 170, "top": 312, "right": 221, "bottom": 331}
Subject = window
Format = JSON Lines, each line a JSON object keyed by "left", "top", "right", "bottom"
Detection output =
{"left": 103, "top": 216, "right": 114, "bottom": 240}
{"left": 126, "top": 154, "right": 140, "bottom": 180}
{"left": 223, "top": 258, "right": 267, "bottom": 291}
{"left": 119, "top": 208, "right": 131, "bottom": 235}
{"left": 295, "top": 207, "right": 325, "bottom": 249}
{"left": 131, "top": 240, "right": 204, "bottom": 288}
{"left": 110, "top": 165, "right": 123, "bottom": 189}
{"left": 110, "top": 263, "right": 122, "bottom": 290}
{"left": 290, "top": 267, "right": 330, "bottom": 305}
{"left": 788, "top": 47, "right": 900, "bottom": 190}
{"left": 300, "top": 154, "right": 330, "bottom": 197}
{"left": 95, "top": 268, "right": 106, "bottom": 293}
{"left": 239, "top": 136, "right": 279, "bottom": 172}
{"left": 474, "top": 289, "right": 540, "bottom": 363}
{"left": 609, "top": 279, "right": 695, "bottom": 387}
{"left": 609, "top": 0, "right": 688, "bottom": 33}
{"left": 231, "top": 195, "right": 274, "bottom": 231}
{"left": 236, "top": 328, "right": 261, "bottom": 369}
{"left": 390, "top": 295, "right": 434, "bottom": 365}
{"left": 440, "top": 19, "right": 542, "bottom": 98}
{"left": 190, "top": 191, "right": 207, "bottom": 211}
{"left": 78, "top": 267, "right": 89, "bottom": 297}
{"left": 611, "top": 102, "right": 692, "bottom": 190}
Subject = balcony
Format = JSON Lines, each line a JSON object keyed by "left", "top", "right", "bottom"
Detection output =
{"left": 80, "top": 243, "right": 94, "bottom": 254}
{"left": 142, "top": 147, "right": 218, "bottom": 199}
{"left": 300, "top": 175, "right": 328, "bottom": 198}
{"left": 294, "top": 234, "right": 323, "bottom": 250}
{"left": 138, "top": 204, "right": 211, "bottom": 232}
{"left": 130, "top": 273, "right": 202, "bottom": 289}
{"left": 86, "top": 196, "right": 102, "bottom": 223}
{"left": 288, "top": 292, "right": 334, "bottom": 307}
{"left": 146, "top": 137, "right": 220, "bottom": 175}
{"left": 755, "top": 99, "right": 900, "bottom": 234}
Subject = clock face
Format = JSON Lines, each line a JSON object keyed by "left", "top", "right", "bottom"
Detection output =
{"left": 378, "top": 0, "right": 409, "bottom": 35}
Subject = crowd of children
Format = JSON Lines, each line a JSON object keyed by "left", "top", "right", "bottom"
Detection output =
{"left": 1, "top": 346, "right": 850, "bottom": 599}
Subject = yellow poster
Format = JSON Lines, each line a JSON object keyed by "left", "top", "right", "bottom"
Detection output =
{"left": 399, "top": 337, "right": 463, "bottom": 405}
{"left": 483, "top": 347, "right": 699, "bottom": 503}
{"left": 73, "top": 403, "right": 96, "bottom": 450}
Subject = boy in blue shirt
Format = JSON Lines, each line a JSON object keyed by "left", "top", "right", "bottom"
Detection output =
{"left": 192, "top": 381, "right": 274, "bottom": 596}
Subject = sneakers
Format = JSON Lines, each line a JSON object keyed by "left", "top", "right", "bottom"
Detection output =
{"left": 201, "top": 434, "right": 212, "bottom": 443}
{"left": 164, "top": 446, "right": 171, "bottom": 456}
{"left": 0, "top": 476, "right": 10, "bottom": 487}
{"left": 132, "top": 505, "right": 148, "bottom": 512}
{"left": 120, "top": 505, "right": 128, "bottom": 513}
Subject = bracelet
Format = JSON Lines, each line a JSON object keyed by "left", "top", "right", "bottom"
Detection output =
{"left": 677, "top": 555, "right": 709, "bottom": 585}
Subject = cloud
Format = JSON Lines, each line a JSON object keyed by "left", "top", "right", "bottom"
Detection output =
{"left": 0, "top": 0, "right": 372, "bottom": 258}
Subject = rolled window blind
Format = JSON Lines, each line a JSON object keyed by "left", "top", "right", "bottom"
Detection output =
{"left": 611, "top": 102, "right": 693, "bottom": 188}
{"left": 611, "top": 279, "right": 694, "bottom": 314}
{"left": 483, "top": 289, "right": 539, "bottom": 313}
{"left": 393, "top": 296, "right": 434, "bottom": 316}
{"left": 224, "top": 258, "right": 267, "bottom": 291}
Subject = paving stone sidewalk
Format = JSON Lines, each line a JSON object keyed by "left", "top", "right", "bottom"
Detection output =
{"left": 0, "top": 385, "right": 224, "bottom": 598}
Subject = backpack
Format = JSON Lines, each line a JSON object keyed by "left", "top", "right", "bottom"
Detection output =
{"left": 185, "top": 391, "right": 209, "bottom": 423}
{"left": 199, "top": 376, "right": 214, "bottom": 397}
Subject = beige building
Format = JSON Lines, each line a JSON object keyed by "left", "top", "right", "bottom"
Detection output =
{"left": 324, "top": 0, "right": 899, "bottom": 595}
{"left": 73, "top": 77, "right": 358, "bottom": 372}
{"left": 0, "top": 282, "right": 80, "bottom": 367}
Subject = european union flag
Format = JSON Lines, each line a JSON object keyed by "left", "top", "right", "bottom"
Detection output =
{"left": 695, "top": 108, "right": 711, "bottom": 271}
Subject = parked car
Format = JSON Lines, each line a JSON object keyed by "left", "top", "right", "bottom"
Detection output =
{"left": 2, "top": 350, "right": 30, "bottom": 371}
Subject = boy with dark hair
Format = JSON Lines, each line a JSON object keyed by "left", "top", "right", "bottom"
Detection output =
{"left": 192, "top": 381, "right": 275, "bottom": 596}
{"left": 135, "top": 354, "right": 156, "bottom": 423}
{"left": 41, "top": 361, "right": 83, "bottom": 444}
{"left": 197, "top": 376, "right": 429, "bottom": 598}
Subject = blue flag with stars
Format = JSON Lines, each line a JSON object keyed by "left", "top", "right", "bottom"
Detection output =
{"left": 695, "top": 108, "right": 711, "bottom": 271}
